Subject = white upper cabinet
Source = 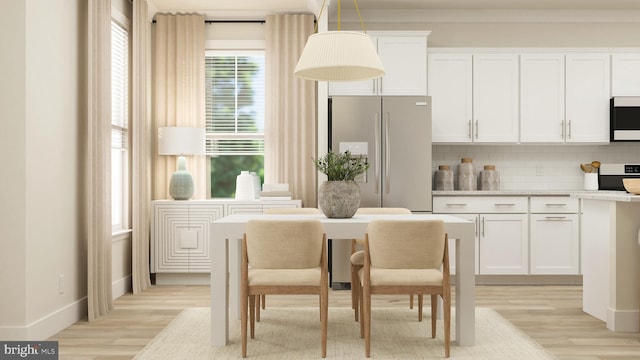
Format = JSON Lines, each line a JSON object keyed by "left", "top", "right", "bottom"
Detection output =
{"left": 329, "top": 32, "right": 429, "bottom": 96}
{"left": 612, "top": 52, "right": 640, "bottom": 96}
{"left": 428, "top": 52, "right": 473, "bottom": 143}
{"left": 520, "top": 53, "right": 566, "bottom": 143}
{"left": 565, "top": 53, "right": 610, "bottom": 143}
{"left": 429, "top": 52, "right": 519, "bottom": 143}
{"left": 473, "top": 53, "right": 520, "bottom": 142}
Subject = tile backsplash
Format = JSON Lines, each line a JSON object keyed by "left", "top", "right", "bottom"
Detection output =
{"left": 432, "top": 143, "right": 640, "bottom": 190}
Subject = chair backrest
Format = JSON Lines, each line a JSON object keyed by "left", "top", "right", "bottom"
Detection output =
{"left": 356, "top": 207, "right": 411, "bottom": 215}
{"left": 366, "top": 220, "right": 446, "bottom": 269}
{"left": 245, "top": 220, "right": 324, "bottom": 269}
{"left": 263, "top": 207, "right": 322, "bottom": 214}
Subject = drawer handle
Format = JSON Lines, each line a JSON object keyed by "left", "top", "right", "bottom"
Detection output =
{"left": 493, "top": 203, "right": 516, "bottom": 207}
{"left": 445, "top": 203, "right": 468, "bottom": 207}
{"left": 540, "top": 216, "right": 567, "bottom": 220}
{"left": 544, "top": 203, "right": 567, "bottom": 207}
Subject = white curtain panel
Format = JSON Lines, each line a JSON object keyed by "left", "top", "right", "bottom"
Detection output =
{"left": 264, "top": 14, "right": 318, "bottom": 207}
{"left": 131, "top": 0, "right": 152, "bottom": 294}
{"left": 87, "top": 0, "right": 113, "bottom": 321}
{"left": 153, "top": 14, "right": 206, "bottom": 200}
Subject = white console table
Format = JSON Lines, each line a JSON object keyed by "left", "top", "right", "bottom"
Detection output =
{"left": 210, "top": 213, "right": 476, "bottom": 347}
{"left": 151, "top": 199, "right": 301, "bottom": 285}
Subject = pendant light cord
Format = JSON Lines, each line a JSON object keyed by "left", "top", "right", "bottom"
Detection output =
{"left": 313, "top": 0, "right": 367, "bottom": 33}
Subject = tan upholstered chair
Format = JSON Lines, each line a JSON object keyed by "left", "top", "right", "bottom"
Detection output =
{"left": 350, "top": 207, "right": 412, "bottom": 321}
{"left": 360, "top": 219, "right": 450, "bottom": 358}
{"left": 255, "top": 208, "right": 321, "bottom": 320}
{"left": 241, "top": 219, "right": 328, "bottom": 358}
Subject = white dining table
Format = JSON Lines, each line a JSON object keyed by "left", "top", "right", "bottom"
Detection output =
{"left": 210, "top": 213, "right": 476, "bottom": 347}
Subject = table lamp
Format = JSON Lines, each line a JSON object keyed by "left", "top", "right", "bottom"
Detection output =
{"left": 158, "top": 127, "right": 206, "bottom": 200}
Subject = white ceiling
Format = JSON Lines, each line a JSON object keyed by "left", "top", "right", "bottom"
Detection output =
{"left": 149, "top": 0, "right": 640, "bottom": 22}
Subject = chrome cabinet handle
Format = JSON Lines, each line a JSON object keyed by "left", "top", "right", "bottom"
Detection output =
{"left": 545, "top": 203, "right": 567, "bottom": 207}
{"left": 374, "top": 113, "right": 380, "bottom": 194}
{"left": 445, "top": 203, "right": 468, "bottom": 207}
{"left": 539, "top": 216, "right": 568, "bottom": 220}
{"left": 468, "top": 120, "right": 472, "bottom": 139}
{"left": 384, "top": 112, "right": 391, "bottom": 194}
{"left": 561, "top": 120, "right": 564, "bottom": 138}
{"left": 494, "top": 203, "right": 516, "bottom": 207}
{"left": 475, "top": 120, "right": 479, "bottom": 139}
{"left": 481, "top": 216, "right": 485, "bottom": 237}
{"left": 568, "top": 120, "right": 572, "bottom": 139}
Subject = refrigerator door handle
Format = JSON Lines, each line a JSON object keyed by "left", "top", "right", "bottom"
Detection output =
{"left": 384, "top": 112, "right": 391, "bottom": 194}
{"left": 374, "top": 112, "right": 381, "bottom": 194}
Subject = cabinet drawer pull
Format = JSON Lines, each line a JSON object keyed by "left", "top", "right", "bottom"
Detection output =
{"left": 544, "top": 203, "right": 567, "bottom": 207}
{"left": 445, "top": 203, "right": 468, "bottom": 207}
{"left": 493, "top": 203, "right": 516, "bottom": 207}
{"left": 540, "top": 216, "right": 567, "bottom": 220}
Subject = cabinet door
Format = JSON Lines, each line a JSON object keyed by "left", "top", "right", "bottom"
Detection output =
{"left": 226, "top": 203, "right": 263, "bottom": 214}
{"left": 565, "top": 53, "right": 610, "bottom": 143}
{"left": 428, "top": 52, "right": 473, "bottom": 143}
{"left": 473, "top": 53, "right": 520, "bottom": 143}
{"left": 377, "top": 35, "right": 427, "bottom": 95}
{"left": 612, "top": 52, "right": 640, "bottom": 96}
{"left": 520, "top": 53, "right": 566, "bottom": 143}
{"left": 479, "top": 213, "right": 528, "bottom": 274}
{"left": 530, "top": 214, "right": 579, "bottom": 274}
{"left": 328, "top": 35, "right": 378, "bottom": 96}
{"left": 151, "top": 203, "right": 224, "bottom": 273}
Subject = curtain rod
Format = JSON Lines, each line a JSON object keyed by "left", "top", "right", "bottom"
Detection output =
{"left": 151, "top": 19, "right": 265, "bottom": 24}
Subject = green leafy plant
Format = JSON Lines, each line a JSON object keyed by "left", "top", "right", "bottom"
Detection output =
{"left": 312, "top": 150, "right": 369, "bottom": 181}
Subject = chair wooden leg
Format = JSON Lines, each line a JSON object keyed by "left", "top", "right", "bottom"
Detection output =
{"left": 431, "top": 294, "right": 438, "bottom": 339}
{"left": 321, "top": 285, "right": 328, "bottom": 357}
{"left": 363, "top": 285, "right": 371, "bottom": 358}
{"left": 351, "top": 263, "right": 358, "bottom": 321}
{"left": 255, "top": 295, "right": 261, "bottom": 322}
{"left": 418, "top": 294, "right": 423, "bottom": 322}
{"left": 443, "top": 293, "right": 451, "bottom": 358}
{"left": 409, "top": 294, "right": 414, "bottom": 309}
{"left": 241, "top": 293, "right": 248, "bottom": 358}
{"left": 249, "top": 295, "right": 256, "bottom": 339}
{"left": 359, "top": 283, "right": 364, "bottom": 338}
{"left": 261, "top": 294, "right": 266, "bottom": 309}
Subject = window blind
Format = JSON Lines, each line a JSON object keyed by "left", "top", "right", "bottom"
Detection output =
{"left": 111, "top": 20, "right": 128, "bottom": 150}
{"left": 205, "top": 54, "right": 265, "bottom": 155}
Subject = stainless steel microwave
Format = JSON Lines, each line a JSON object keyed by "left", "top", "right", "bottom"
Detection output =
{"left": 611, "top": 97, "right": 640, "bottom": 141}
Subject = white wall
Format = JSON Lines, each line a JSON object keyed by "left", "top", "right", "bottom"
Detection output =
{"left": 0, "top": 0, "right": 87, "bottom": 340}
{"left": 0, "top": 0, "right": 27, "bottom": 330}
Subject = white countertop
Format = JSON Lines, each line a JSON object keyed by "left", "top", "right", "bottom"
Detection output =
{"left": 571, "top": 190, "right": 640, "bottom": 202}
{"left": 433, "top": 190, "right": 576, "bottom": 196}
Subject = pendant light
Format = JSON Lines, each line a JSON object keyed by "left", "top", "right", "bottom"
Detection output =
{"left": 294, "top": 0, "right": 385, "bottom": 82}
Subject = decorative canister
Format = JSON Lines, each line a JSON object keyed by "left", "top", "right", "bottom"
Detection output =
{"left": 235, "top": 171, "right": 255, "bottom": 200}
{"left": 457, "top": 158, "right": 476, "bottom": 191}
{"left": 434, "top": 165, "right": 454, "bottom": 190}
{"left": 479, "top": 165, "right": 500, "bottom": 191}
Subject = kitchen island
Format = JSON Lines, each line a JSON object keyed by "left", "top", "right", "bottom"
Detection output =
{"left": 572, "top": 191, "right": 640, "bottom": 332}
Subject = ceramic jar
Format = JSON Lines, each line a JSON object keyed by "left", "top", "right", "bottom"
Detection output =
{"left": 235, "top": 171, "right": 255, "bottom": 200}
{"left": 457, "top": 158, "right": 476, "bottom": 191}
{"left": 479, "top": 165, "right": 500, "bottom": 191}
{"left": 434, "top": 165, "right": 454, "bottom": 191}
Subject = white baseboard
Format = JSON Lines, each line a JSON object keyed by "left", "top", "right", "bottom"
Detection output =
{"left": 112, "top": 274, "right": 132, "bottom": 300}
{"left": 607, "top": 308, "right": 640, "bottom": 332}
{"left": 155, "top": 273, "right": 210, "bottom": 285}
{"left": 0, "top": 297, "right": 87, "bottom": 341}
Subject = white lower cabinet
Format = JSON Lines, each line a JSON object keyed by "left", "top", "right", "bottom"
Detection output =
{"left": 529, "top": 197, "right": 580, "bottom": 275}
{"left": 433, "top": 196, "right": 528, "bottom": 275}
{"left": 479, "top": 213, "right": 528, "bottom": 274}
{"left": 151, "top": 199, "right": 301, "bottom": 284}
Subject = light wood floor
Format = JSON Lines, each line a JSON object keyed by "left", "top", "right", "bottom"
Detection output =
{"left": 49, "top": 285, "right": 640, "bottom": 360}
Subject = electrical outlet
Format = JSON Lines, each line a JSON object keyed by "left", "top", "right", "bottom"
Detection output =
{"left": 59, "top": 274, "right": 64, "bottom": 294}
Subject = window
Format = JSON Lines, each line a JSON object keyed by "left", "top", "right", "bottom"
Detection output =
{"left": 205, "top": 51, "right": 265, "bottom": 198}
{"left": 111, "top": 19, "right": 129, "bottom": 232}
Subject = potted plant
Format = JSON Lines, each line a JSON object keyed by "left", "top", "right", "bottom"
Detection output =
{"left": 313, "top": 150, "right": 369, "bottom": 218}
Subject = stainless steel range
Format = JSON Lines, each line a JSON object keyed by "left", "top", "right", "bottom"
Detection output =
{"left": 598, "top": 164, "right": 640, "bottom": 191}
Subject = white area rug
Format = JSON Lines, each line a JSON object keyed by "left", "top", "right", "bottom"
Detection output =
{"left": 134, "top": 307, "right": 556, "bottom": 359}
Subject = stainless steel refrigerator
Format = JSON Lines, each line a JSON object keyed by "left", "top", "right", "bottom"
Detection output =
{"left": 329, "top": 96, "right": 432, "bottom": 286}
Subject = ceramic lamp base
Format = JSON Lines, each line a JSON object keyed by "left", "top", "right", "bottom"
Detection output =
{"left": 169, "top": 156, "right": 194, "bottom": 200}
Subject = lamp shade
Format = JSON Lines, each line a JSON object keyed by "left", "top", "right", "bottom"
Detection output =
{"left": 294, "top": 31, "right": 385, "bottom": 82}
{"left": 158, "top": 127, "right": 206, "bottom": 155}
